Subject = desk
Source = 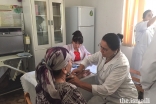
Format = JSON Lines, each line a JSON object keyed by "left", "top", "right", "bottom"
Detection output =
{"left": 20, "top": 65, "right": 97, "bottom": 104}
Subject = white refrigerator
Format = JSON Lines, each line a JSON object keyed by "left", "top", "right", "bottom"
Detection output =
{"left": 65, "top": 6, "right": 95, "bottom": 54}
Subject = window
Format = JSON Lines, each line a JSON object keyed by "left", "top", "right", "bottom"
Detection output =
{"left": 145, "top": 0, "right": 156, "bottom": 15}
{"left": 122, "top": 0, "right": 145, "bottom": 46}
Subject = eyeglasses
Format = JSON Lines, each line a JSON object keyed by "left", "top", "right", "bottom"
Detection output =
{"left": 98, "top": 43, "right": 108, "bottom": 51}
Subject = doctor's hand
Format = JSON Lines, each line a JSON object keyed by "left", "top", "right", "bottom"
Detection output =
{"left": 72, "top": 64, "right": 85, "bottom": 77}
{"left": 72, "top": 68, "right": 83, "bottom": 75}
{"left": 76, "top": 69, "right": 91, "bottom": 79}
{"left": 67, "top": 75, "right": 81, "bottom": 87}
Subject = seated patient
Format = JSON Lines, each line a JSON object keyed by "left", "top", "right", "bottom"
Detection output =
{"left": 64, "top": 30, "right": 90, "bottom": 63}
{"left": 35, "top": 47, "right": 86, "bottom": 104}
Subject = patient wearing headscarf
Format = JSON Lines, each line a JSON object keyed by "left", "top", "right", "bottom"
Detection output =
{"left": 35, "top": 47, "right": 86, "bottom": 104}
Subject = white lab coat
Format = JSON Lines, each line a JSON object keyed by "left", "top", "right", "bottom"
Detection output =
{"left": 81, "top": 51, "right": 138, "bottom": 104}
{"left": 131, "top": 21, "right": 155, "bottom": 71}
{"left": 140, "top": 32, "right": 156, "bottom": 104}
{"left": 63, "top": 44, "right": 90, "bottom": 62}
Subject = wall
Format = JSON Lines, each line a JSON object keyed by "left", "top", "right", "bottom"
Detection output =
{"left": 65, "top": 0, "right": 82, "bottom": 7}
{"left": 0, "top": 0, "right": 21, "bottom": 5}
{"left": 0, "top": 0, "right": 21, "bottom": 77}
{"left": 121, "top": 46, "right": 133, "bottom": 63}
{"left": 82, "top": 0, "right": 125, "bottom": 52}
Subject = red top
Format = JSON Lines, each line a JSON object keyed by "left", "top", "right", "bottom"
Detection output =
{"left": 74, "top": 51, "right": 81, "bottom": 61}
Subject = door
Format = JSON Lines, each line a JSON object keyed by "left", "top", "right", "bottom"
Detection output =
{"left": 33, "top": 0, "right": 51, "bottom": 50}
{"left": 78, "top": 7, "right": 94, "bottom": 27}
{"left": 79, "top": 26, "right": 94, "bottom": 54}
{"left": 49, "top": 0, "right": 66, "bottom": 46}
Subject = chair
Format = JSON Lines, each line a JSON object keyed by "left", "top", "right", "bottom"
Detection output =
{"left": 24, "top": 92, "right": 32, "bottom": 104}
{"left": 130, "top": 68, "right": 144, "bottom": 92}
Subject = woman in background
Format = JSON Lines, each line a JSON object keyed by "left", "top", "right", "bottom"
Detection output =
{"left": 131, "top": 10, "right": 156, "bottom": 71}
{"left": 64, "top": 30, "right": 90, "bottom": 63}
{"left": 35, "top": 47, "right": 86, "bottom": 104}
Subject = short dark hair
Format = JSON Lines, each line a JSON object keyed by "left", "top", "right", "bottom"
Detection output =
{"left": 72, "top": 30, "right": 83, "bottom": 44}
{"left": 143, "top": 10, "right": 151, "bottom": 19}
{"left": 102, "top": 33, "right": 122, "bottom": 51}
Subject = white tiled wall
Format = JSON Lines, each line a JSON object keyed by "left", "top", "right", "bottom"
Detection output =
{"left": 65, "top": 0, "right": 82, "bottom": 7}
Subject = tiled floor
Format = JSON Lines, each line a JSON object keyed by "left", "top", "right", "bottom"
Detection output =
{"left": 0, "top": 89, "right": 26, "bottom": 104}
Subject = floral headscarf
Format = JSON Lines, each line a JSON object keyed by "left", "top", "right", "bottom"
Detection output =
{"left": 35, "top": 47, "right": 71, "bottom": 102}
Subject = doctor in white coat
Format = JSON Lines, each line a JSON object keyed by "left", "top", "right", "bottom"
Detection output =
{"left": 140, "top": 32, "right": 156, "bottom": 104}
{"left": 69, "top": 33, "right": 138, "bottom": 104}
{"left": 64, "top": 30, "right": 90, "bottom": 63}
{"left": 131, "top": 10, "right": 156, "bottom": 71}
